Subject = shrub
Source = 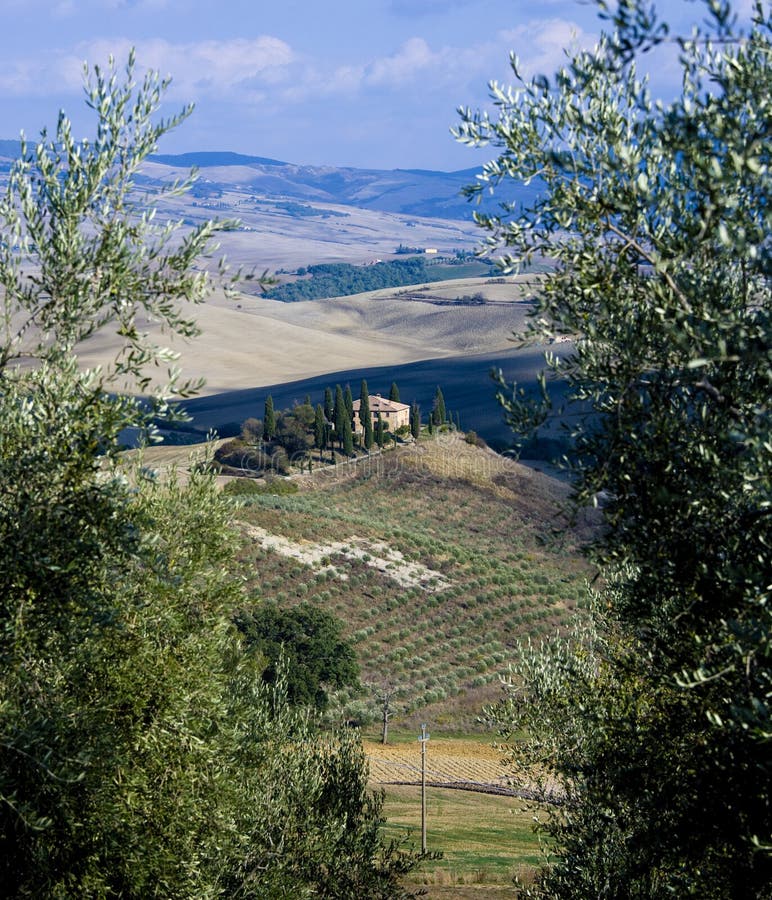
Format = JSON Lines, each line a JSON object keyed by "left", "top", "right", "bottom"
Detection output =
{"left": 223, "top": 478, "right": 299, "bottom": 497}
{"left": 464, "top": 430, "right": 487, "bottom": 448}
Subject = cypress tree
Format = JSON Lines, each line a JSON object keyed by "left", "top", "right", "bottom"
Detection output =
{"left": 324, "top": 386, "right": 334, "bottom": 423}
{"left": 375, "top": 413, "right": 386, "bottom": 449}
{"left": 263, "top": 395, "right": 276, "bottom": 440}
{"left": 389, "top": 382, "right": 400, "bottom": 402}
{"left": 432, "top": 386, "right": 446, "bottom": 425}
{"left": 410, "top": 402, "right": 421, "bottom": 440}
{"left": 341, "top": 411, "right": 354, "bottom": 456}
{"left": 314, "top": 404, "right": 326, "bottom": 450}
{"left": 359, "top": 379, "right": 369, "bottom": 423}
{"left": 344, "top": 384, "right": 354, "bottom": 421}
{"left": 334, "top": 384, "right": 345, "bottom": 448}
{"left": 359, "top": 380, "right": 373, "bottom": 450}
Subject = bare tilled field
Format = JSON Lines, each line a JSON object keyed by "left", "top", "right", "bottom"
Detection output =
{"left": 151, "top": 188, "right": 483, "bottom": 271}
{"left": 71, "top": 275, "right": 538, "bottom": 397}
{"left": 365, "top": 738, "right": 510, "bottom": 791}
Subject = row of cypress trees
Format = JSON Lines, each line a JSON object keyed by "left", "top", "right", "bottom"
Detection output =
{"left": 261, "top": 381, "right": 449, "bottom": 457}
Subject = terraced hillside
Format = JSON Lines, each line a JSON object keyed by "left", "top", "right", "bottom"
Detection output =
{"left": 230, "top": 433, "right": 593, "bottom": 726}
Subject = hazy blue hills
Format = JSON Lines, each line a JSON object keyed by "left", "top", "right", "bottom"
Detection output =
{"left": 0, "top": 140, "right": 539, "bottom": 220}
{"left": 146, "top": 151, "right": 539, "bottom": 220}
{"left": 149, "top": 150, "right": 288, "bottom": 168}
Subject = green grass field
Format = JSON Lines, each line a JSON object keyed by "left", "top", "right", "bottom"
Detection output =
{"left": 383, "top": 785, "right": 545, "bottom": 896}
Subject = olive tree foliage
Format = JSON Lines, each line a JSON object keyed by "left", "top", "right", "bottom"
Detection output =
{"left": 0, "top": 51, "right": 226, "bottom": 398}
{"left": 458, "top": 1, "right": 771, "bottom": 896}
{"left": 0, "top": 57, "right": 418, "bottom": 898}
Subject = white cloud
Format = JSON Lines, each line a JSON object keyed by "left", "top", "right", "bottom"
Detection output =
{"left": 498, "top": 19, "right": 597, "bottom": 79}
{"left": 0, "top": 35, "right": 296, "bottom": 100}
{"left": 365, "top": 37, "right": 436, "bottom": 86}
{"left": 0, "top": 17, "right": 596, "bottom": 114}
{"left": 90, "top": 36, "right": 295, "bottom": 92}
{"left": 318, "top": 19, "right": 594, "bottom": 97}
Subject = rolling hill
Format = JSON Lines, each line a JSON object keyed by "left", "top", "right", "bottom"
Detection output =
{"left": 0, "top": 141, "right": 539, "bottom": 221}
{"left": 144, "top": 149, "right": 539, "bottom": 220}
{"left": 227, "top": 432, "right": 593, "bottom": 729}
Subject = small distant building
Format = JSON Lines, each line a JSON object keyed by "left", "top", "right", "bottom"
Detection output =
{"left": 352, "top": 395, "right": 411, "bottom": 433}
{"left": 424, "top": 248, "right": 438, "bottom": 254}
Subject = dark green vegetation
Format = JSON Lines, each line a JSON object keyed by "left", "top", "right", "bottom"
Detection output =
{"left": 457, "top": 0, "right": 771, "bottom": 895}
{"left": 213, "top": 381, "right": 422, "bottom": 475}
{"left": 271, "top": 200, "right": 348, "bottom": 219}
{"left": 432, "top": 386, "right": 447, "bottom": 426}
{"left": 180, "top": 346, "right": 570, "bottom": 453}
{"left": 265, "top": 254, "right": 500, "bottom": 304}
{"left": 235, "top": 603, "right": 360, "bottom": 711}
{"left": 231, "top": 436, "right": 589, "bottom": 721}
{"left": 0, "top": 57, "right": 419, "bottom": 898}
{"left": 423, "top": 261, "right": 497, "bottom": 281}
{"left": 267, "top": 258, "right": 434, "bottom": 302}
{"left": 360, "top": 380, "right": 374, "bottom": 450}
{"left": 216, "top": 400, "right": 316, "bottom": 475}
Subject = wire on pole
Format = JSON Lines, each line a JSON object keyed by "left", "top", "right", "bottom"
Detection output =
{"left": 419, "top": 722, "right": 430, "bottom": 854}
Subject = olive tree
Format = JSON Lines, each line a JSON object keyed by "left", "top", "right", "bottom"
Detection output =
{"left": 457, "top": 1, "right": 771, "bottom": 895}
{"left": 0, "top": 52, "right": 227, "bottom": 398}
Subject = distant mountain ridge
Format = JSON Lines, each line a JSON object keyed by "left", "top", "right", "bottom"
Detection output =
{"left": 144, "top": 151, "right": 539, "bottom": 220}
{"left": 149, "top": 150, "right": 288, "bottom": 168}
{"left": 0, "top": 141, "right": 538, "bottom": 220}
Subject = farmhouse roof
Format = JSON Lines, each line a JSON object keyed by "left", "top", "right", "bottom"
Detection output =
{"left": 352, "top": 395, "right": 410, "bottom": 414}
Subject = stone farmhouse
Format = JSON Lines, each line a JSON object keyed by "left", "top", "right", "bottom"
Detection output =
{"left": 352, "top": 395, "right": 410, "bottom": 433}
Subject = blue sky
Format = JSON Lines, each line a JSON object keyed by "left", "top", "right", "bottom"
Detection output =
{"left": 0, "top": 0, "right": 757, "bottom": 171}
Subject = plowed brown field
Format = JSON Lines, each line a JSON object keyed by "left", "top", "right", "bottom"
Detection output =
{"left": 365, "top": 738, "right": 511, "bottom": 792}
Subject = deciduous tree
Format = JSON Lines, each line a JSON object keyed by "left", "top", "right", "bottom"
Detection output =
{"left": 235, "top": 603, "right": 360, "bottom": 712}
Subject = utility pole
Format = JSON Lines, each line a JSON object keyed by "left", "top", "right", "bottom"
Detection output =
{"left": 419, "top": 722, "right": 430, "bottom": 854}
